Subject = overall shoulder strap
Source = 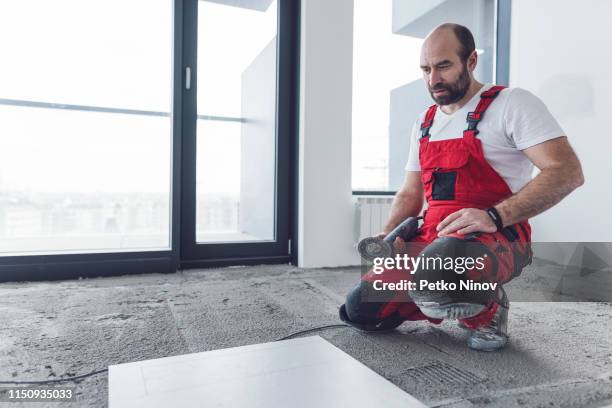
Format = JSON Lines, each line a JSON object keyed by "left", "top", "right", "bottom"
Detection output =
{"left": 464, "top": 85, "right": 506, "bottom": 138}
{"left": 420, "top": 104, "right": 438, "bottom": 139}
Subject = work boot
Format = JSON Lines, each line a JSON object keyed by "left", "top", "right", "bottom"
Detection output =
{"left": 466, "top": 286, "right": 509, "bottom": 351}
{"left": 416, "top": 298, "right": 487, "bottom": 320}
{"left": 457, "top": 320, "right": 469, "bottom": 330}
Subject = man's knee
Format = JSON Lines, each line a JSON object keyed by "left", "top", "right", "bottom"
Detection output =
{"left": 339, "top": 280, "right": 405, "bottom": 331}
{"left": 409, "top": 236, "right": 497, "bottom": 316}
{"left": 342, "top": 280, "right": 392, "bottom": 323}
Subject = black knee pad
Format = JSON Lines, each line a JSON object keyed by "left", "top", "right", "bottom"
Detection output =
{"left": 339, "top": 281, "right": 404, "bottom": 332}
{"left": 410, "top": 236, "right": 496, "bottom": 307}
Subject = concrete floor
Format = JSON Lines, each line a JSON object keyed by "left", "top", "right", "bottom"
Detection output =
{"left": 1, "top": 263, "right": 612, "bottom": 408}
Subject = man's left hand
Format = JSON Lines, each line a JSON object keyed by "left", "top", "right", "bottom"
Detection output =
{"left": 436, "top": 208, "right": 497, "bottom": 236}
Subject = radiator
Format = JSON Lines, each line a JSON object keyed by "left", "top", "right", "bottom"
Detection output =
{"left": 355, "top": 196, "right": 394, "bottom": 243}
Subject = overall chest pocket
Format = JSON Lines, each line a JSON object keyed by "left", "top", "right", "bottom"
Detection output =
{"left": 430, "top": 172, "right": 457, "bottom": 200}
{"left": 421, "top": 151, "right": 470, "bottom": 201}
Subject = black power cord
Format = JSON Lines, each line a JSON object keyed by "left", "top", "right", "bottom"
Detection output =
{"left": 276, "top": 324, "right": 348, "bottom": 341}
{"left": 0, "top": 324, "right": 349, "bottom": 385}
{"left": 0, "top": 369, "right": 109, "bottom": 385}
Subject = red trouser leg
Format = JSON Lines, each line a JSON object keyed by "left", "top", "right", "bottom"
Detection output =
{"left": 350, "top": 236, "right": 443, "bottom": 325}
{"left": 448, "top": 228, "right": 531, "bottom": 329}
{"left": 345, "top": 227, "right": 530, "bottom": 330}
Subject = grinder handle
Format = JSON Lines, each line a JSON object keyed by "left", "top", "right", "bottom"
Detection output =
{"left": 383, "top": 217, "right": 420, "bottom": 244}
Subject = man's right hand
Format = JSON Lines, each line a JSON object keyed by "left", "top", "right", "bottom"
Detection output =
{"left": 375, "top": 232, "right": 405, "bottom": 253}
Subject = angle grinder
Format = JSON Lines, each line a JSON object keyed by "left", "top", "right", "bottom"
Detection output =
{"left": 357, "top": 216, "right": 421, "bottom": 261}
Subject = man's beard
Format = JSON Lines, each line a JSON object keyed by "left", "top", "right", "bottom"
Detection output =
{"left": 429, "top": 64, "right": 471, "bottom": 105}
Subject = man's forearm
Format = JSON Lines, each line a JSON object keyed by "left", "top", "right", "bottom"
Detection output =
{"left": 382, "top": 192, "right": 424, "bottom": 234}
{"left": 495, "top": 166, "right": 584, "bottom": 227}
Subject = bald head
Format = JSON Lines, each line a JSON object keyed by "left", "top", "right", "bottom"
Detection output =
{"left": 424, "top": 23, "right": 475, "bottom": 64}
{"left": 420, "top": 23, "right": 477, "bottom": 105}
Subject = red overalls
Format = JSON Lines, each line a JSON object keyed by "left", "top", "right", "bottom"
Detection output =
{"left": 360, "top": 85, "right": 532, "bottom": 328}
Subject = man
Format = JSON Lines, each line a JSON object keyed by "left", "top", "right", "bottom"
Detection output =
{"left": 339, "top": 23, "right": 584, "bottom": 351}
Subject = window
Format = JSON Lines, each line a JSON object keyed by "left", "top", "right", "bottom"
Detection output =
{"left": 0, "top": 0, "right": 173, "bottom": 255}
{"left": 351, "top": 0, "right": 497, "bottom": 192}
{"left": 0, "top": 0, "right": 299, "bottom": 280}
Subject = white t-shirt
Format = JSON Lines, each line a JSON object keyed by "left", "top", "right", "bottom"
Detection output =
{"left": 404, "top": 83, "right": 565, "bottom": 193}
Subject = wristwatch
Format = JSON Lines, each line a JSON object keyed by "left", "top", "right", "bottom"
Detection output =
{"left": 485, "top": 207, "right": 504, "bottom": 231}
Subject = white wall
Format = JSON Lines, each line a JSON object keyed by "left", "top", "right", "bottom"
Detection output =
{"left": 510, "top": 0, "right": 612, "bottom": 269}
{"left": 298, "top": 0, "right": 356, "bottom": 267}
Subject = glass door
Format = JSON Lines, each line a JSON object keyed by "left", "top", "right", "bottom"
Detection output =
{"left": 180, "top": 0, "right": 296, "bottom": 266}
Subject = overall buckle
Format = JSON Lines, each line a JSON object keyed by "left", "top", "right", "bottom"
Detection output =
{"left": 466, "top": 112, "right": 481, "bottom": 131}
